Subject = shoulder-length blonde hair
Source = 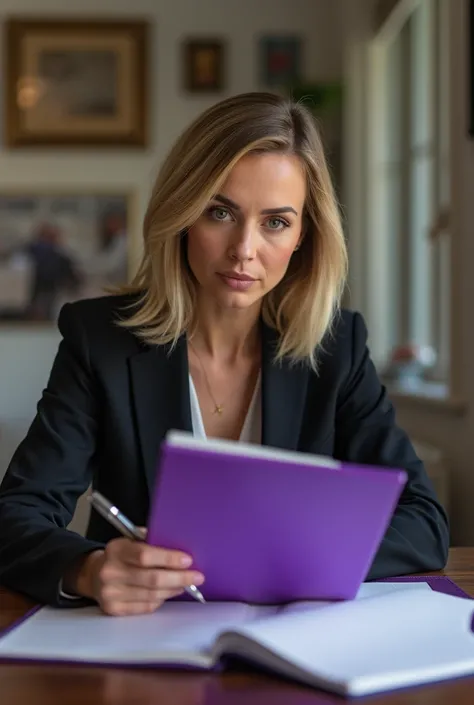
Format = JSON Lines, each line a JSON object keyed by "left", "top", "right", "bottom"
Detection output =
{"left": 117, "top": 92, "right": 347, "bottom": 370}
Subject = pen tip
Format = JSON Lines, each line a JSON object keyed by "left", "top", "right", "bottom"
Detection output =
{"left": 189, "top": 585, "right": 206, "bottom": 603}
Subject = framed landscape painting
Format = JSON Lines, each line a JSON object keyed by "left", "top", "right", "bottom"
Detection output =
{"left": 0, "top": 192, "right": 133, "bottom": 324}
{"left": 4, "top": 18, "right": 148, "bottom": 147}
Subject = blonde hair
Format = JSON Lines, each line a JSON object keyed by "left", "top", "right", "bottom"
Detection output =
{"left": 117, "top": 92, "right": 348, "bottom": 370}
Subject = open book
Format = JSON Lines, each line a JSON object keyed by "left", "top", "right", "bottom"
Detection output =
{"left": 1, "top": 582, "right": 474, "bottom": 697}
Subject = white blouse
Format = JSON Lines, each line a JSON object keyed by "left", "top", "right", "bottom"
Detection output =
{"left": 188, "top": 372, "right": 262, "bottom": 444}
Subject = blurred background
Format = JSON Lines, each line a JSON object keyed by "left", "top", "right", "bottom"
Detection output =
{"left": 0, "top": 0, "right": 472, "bottom": 545}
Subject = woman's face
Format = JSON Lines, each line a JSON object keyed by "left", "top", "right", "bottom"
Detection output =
{"left": 187, "top": 152, "right": 306, "bottom": 312}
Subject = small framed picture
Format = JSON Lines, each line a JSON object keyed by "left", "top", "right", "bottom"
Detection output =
{"left": 183, "top": 39, "right": 224, "bottom": 92}
{"left": 259, "top": 35, "right": 302, "bottom": 88}
{"left": 4, "top": 18, "right": 148, "bottom": 147}
{"left": 0, "top": 191, "right": 135, "bottom": 324}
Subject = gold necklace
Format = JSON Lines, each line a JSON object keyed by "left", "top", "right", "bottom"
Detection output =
{"left": 189, "top": 341, "right": 224, "bottom": 415}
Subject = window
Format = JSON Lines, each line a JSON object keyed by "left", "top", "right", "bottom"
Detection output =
{"left": 363, "top": 0, "right": 451, "bottom": 398}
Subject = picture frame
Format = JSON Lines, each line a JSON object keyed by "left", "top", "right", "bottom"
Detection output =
{"left": 4, "top": 18, "right": 148, "bottom": 147}
{"left": 259, "top": 35, "right": 302, "bottom": 88}
{"left": 0, "top": 190, "right": 136, "bottom": 325}
{"left": 183, "top": 39, "right": 224, "bottom": 92}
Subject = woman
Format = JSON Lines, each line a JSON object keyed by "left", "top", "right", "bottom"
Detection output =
{"left": 0, "top": 92, "right": 449, "bottom": 615}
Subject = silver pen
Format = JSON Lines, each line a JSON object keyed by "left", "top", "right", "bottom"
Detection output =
{"left": 88, "top": 490, "right": 205, "bottom": 604}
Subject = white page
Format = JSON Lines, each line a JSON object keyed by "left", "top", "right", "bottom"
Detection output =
{"left": 0, "top": 581, "right": 430, "bottom": 667}
{"left": 355, "top": 580, "right": 431, "bottom": 598}
{"left": 278, "top": 580, "right": 431, "bottom": 615}
{"left": 0, "top": 581, "right": 438, "bottom": 674}
{"left": 221, "top": 589, "right": 474, "bottom": 696}
{"left": 0, "top": 601, "right": 272, "bottom": 666}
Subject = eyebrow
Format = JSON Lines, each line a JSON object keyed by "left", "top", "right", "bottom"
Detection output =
{"left": 214, "top": 193, "right": 298, "bottom": 217}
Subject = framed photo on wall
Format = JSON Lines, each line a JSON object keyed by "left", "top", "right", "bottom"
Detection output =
{"left": 0, "top": 191, "right": 135, "bottom": 324}
{"left": 183, "top": 39, "right": 224, "bottom": 92}
{"left": 4, "top": 18, "right": 148, "bottom": 147}
{"left": 259, "top": 35, "right": 302, "bottom": 88}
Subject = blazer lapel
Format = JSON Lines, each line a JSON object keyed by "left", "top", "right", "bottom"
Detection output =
{"left": 129, "top": 336, "right": 192, "bottom": 494}
{"left": 261, "top": 324, "right": 310, "bottom": 450}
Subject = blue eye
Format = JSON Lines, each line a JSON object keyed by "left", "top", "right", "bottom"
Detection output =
{"left": 266, "top": 217, "right": 289, "bottom": 230}
{"left": 208, "top": 206, "right": 230, "bottom": 221}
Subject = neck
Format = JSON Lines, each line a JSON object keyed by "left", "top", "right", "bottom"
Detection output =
{"left": 190, "top": 300, "right": 261, "bottom": 363}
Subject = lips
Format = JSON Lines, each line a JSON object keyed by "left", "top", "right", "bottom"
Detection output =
{"left": 218, "top": 272, "right": 257, "bottom": 291}
{"left": 219, "top": 271, "right": 256, "bottom": 282}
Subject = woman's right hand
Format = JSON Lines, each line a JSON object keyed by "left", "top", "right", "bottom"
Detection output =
{"left": 69, "top": 538, "right": 205, "bottom": 615}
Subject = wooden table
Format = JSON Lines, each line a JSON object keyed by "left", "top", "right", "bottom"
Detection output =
{"left": 2, "top": 547, "right": 474, "bottom": 705}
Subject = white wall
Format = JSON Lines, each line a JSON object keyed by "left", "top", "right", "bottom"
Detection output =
{"left": 0, "top": 330, "right": 61, "bottom": 471}
{"left": 0, "top": 1, "right": 344, "bottom": 480}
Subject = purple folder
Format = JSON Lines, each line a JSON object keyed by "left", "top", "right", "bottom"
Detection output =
{"left": 376, "top": 575, "right": 471, "bottom": 599}
{"left": 147, "top": 431, "right": 408, "bottom": 604}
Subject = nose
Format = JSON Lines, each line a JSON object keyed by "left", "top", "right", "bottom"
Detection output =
{"left": 228, "top": 222, "right": 257, "bottom": 262}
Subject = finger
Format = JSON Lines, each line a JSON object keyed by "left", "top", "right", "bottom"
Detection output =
{"left": 120, "top": 568, "right": 204, "bottom": 591}
{"left": 100, "top": 600, "right": 164, "bottom": 617}
{"left": 117, "top": 541, "right": 193, "bottom": 570}
{"left": 96, "top": 557, "right": 204, "bottom": 595}
{"left": 101, "top": 586, "right": 185, "bottom": 604}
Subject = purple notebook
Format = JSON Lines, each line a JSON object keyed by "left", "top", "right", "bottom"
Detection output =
{"left": 147, "top": 430, "right": 408, "bottom": 604}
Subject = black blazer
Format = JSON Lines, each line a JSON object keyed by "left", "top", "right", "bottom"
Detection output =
{"left": 0, "top": 295, "right": 449, "bottom": 606}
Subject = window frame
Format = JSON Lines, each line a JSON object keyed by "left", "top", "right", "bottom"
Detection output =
{"left": 349, "top": 0, "right": 458, "bottom": 405}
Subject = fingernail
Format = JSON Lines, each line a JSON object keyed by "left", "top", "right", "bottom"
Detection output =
{"left": 180, "top": 555, "right": 193, "bottom": 567}
{"left": 193, "top": 573, "right": 205, "bottom": 585}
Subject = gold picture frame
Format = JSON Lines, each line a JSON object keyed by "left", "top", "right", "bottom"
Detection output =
{"left": 4, "top": 18, "right": 148, "bottom": 147}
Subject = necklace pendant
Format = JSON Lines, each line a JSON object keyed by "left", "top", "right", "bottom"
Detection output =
{"left": 214, "top": 405, "right": 223, "bottom": 415}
